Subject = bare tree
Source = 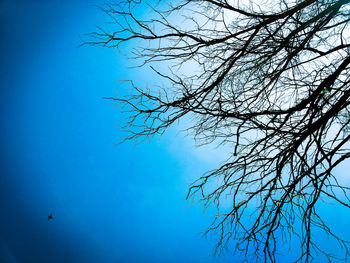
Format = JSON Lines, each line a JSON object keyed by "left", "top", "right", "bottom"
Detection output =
{"left": 87, "top": 0, "right": 350, "bottom": 262}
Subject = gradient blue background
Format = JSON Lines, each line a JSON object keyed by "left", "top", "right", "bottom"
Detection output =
{"left": 1, "top": 1, "right": 350, "bottom": 263}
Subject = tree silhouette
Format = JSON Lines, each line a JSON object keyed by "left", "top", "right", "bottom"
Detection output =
{"left": 88, "top": 0, "right": 350, "bottom": 262}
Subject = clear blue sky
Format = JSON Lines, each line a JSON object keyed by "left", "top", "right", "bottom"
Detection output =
{"left": 1, "top": 1, "right": 350, "bottom": 263}
{"left": 0, "top": 1, "right": 237, "bottom": 262}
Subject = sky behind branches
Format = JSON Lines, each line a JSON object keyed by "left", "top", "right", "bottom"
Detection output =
{"left": 0, "top": 0, "right": 350, "bottom": 262}
{"left": 0, "top": 1, "right": 235, "bottom": 262}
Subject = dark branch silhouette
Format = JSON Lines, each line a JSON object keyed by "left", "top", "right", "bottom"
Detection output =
{"left": 87, "top": 0, "right": 350, "bottom": 262}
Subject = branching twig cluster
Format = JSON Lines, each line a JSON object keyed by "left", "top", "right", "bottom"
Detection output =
{"left": 87, "top": 0, "right": 350, "bottom": 261}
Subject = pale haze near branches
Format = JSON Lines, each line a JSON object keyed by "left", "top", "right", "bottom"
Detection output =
{"left": 89, "top": 0, "right": 350, "bottom": 262}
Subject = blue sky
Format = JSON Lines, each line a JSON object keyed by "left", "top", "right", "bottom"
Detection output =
{"left": 0, "top": 1, "right": 238, "bottom": 262}
{"left": 1, "top": 1, "right": 350, "bottom": 263}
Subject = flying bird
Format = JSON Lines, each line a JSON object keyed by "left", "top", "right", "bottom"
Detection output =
{"left": 48, "top": 213, "right": 53, "bottom": 221}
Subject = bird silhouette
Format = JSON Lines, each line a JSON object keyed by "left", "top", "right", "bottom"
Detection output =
{"left": 48, "top": 213, "right": 53, "bottom": 221}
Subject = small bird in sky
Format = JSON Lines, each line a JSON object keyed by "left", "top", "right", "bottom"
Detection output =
{"left": 48, "top": 213, "right": 53, "bottom": 221}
